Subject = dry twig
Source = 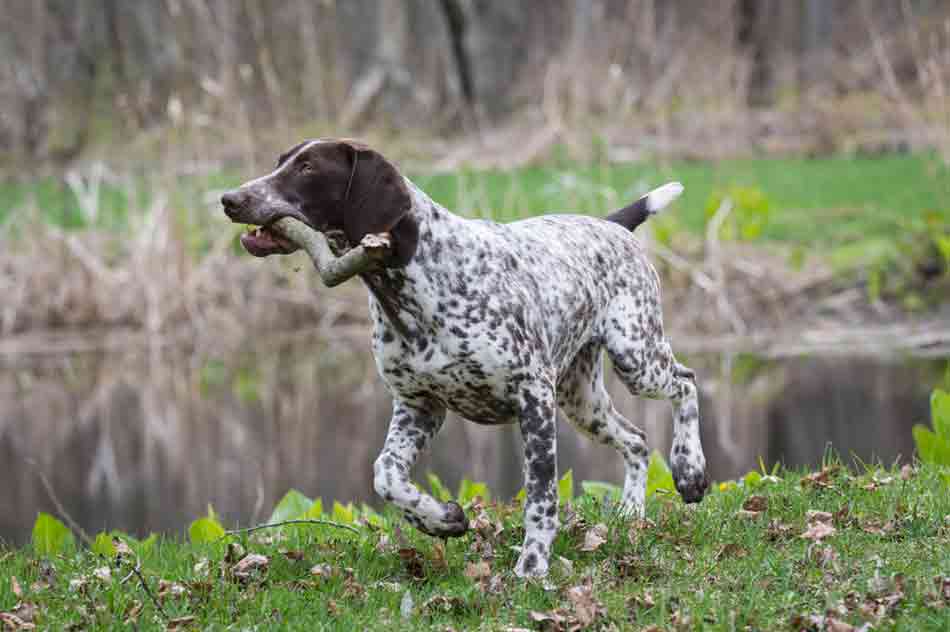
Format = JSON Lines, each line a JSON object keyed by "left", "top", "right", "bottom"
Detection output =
{"left": 221, "top": 519, "right": 361, "bottom": 539}
{"left": 270, "top": 217, "right": 392, "bottom": 287}
{"left": 24, "top": 457, "right": 94, "bottom": 546}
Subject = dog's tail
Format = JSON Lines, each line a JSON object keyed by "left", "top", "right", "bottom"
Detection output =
{"left": 605, "top": 182, "right": 684, "bottom": 232}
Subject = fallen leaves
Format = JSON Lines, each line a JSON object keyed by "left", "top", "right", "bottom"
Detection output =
{"left": 0, "top": 612, "right": 35, "bottom": 631}
{"left": 860, "top": 519, "right": 896, "bottom": 537}
{"left": 398, "top": 547, "right": 427, "bottom": 581}
{"left": 564, "top": 581, "right": 606, "bottom": 628}
{"left": 579, "top": 523, "right": 608, "bottom": 552}
{"left": 800, "top": 465, "right": 841, "bottom": 490}
{"left": 735, "top": 495, "right": 767, "bottom": 521}
{"left": 626, "top": 518, "right": 656, "bottom": 546}
{"left": 0, "top": 601, "right": 38, "bottom": 631}
{"left": 766, "top": 519, "right": 795, "bottom": 541}
{"left": 529, "top": 578, "right": 606, "bottom": 631}
{"left": 157, "top": 579, "right": 188, "bottom": 603}
{"left": 231, "top": 553, "right": 269, "bottom": 582}
{"left": 801, "top": 521, "right": 837, "bottom": 542}
{"left": 464, "top": 561, "right": 491, "bottom": 581}
{"left": 165, "top": 615, "right": 196, "bottom": 631}
{"left": 716, "top": 543, "right": 748, "bottom": 561}
{"left": 742, "top": 495, "right": 769, "bottom": 513}
{"left": 801, "top": 509, "right": 837, "bottom": 542}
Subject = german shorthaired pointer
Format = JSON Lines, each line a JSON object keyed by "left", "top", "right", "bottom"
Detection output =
{"left": 221, "top": 139, "right": 708, "bottom": 578}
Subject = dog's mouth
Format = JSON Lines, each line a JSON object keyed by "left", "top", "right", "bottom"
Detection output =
{"left": 240, "top": 223, "right": 300, "bottom": 257}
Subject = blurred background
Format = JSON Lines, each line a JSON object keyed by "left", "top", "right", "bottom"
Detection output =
{"left": 1, "top": 0, "right": 949, "bottom": 544}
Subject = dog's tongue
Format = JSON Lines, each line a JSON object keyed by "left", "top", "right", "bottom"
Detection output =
{"left": 240, "top": 227, "right": 299, "bottom": 257}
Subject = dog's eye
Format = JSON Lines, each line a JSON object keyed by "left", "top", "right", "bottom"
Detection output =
{"left": 299, "top": 161, "right": 314, "bottom": 174}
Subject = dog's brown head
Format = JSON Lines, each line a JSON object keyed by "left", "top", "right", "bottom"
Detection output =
{"left": 221, "top": 139, "right": 417, "bottom": 266}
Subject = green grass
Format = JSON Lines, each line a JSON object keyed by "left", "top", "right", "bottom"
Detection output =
{"left": 3, "top": 461, "right": 950, "bottom": 630}
{"left": 3, "top": 154, "right": 948, "bottom": 249}
{"left": 417, "top": 153, "right": 950, "bottom": 247}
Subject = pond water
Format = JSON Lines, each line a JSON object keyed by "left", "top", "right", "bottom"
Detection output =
{"left": 0, "top": 339, "right": 941, "bottom": 545}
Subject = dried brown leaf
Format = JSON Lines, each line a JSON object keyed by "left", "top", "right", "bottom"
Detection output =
{"left": 813, "top": 545, "right": 839, "bottom": 568}
{"left": 627, "top": 518, "right": 655, "bottom": 545}
{"left": 123, "top": 600, "right": 143, "bottom": 624}
{"left": 565, "top": 582, "right": 605, "bottom": 627}
{"left": 0, "top": 612, "right": 35, "bottom": 631}
{"left": 825, "top": 617, "right": 856, "bottom": 632}
{"left": 805, "top": 510, "right": 833, "bottom": 524}
{"left": 464, "top": 561, "right": 491, "bottom": 581}
{"left": 861, "top": 519, "right": 895, "bottom": 536}
{"left": 8, "top": 604, "right": 35, "bottom": 625}
{"left": 398, "top": 547, "right": 427, "bottom": 581}
{"left": 742, "top": 495, "right": 768, "bottom": 513}
{"left": 800, "top": 465, "right": 839, "bottom": 490}
{"left": 431, "top": 541, "right": 447, "bottom": 572}
{"left": 343, "top": 576, "right": 366, "bottom": 601}
{"left": 281, "top": 549, "right": 306, "bottom": 562}
{"left": 157, "top": 580, "right": 189, "bottom": 603}
{"left": 580, "top": 523, "right": 608, "bottom": 552}
{"left": 716, "top": 543, "right": 747, "bottom": 560}
{"left": 736, "top": 509, "right": 763, "bottom": 520}
{"left": 165, "top": 615, "right": 196, "bottom": 631}
{"left": 801, "top": 521, "right": 837, "bottom": 542}
{"left": 232, "top": 553, "right": 269, "bottom": 580}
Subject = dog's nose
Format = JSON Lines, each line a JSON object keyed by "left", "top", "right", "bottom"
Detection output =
{"left": 220, "top": 190, "right": 243, "bottom": 218}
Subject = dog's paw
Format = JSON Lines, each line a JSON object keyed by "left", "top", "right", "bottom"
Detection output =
{"left": 514, "top": 548, "right": 550, "bottom": 578}
{"left": 408, "top": 501, "right": 469, "bottom": 538}
{"left": 671, "top": 457, "right": 709, "bottom": 504}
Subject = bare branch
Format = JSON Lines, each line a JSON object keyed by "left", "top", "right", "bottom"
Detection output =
{"left": 24, "top": 457, "right": 94, "bottom": 546}
{"left": 121, "top": 556, "right": 168, "bottom": 621}
{"left": 220, "top": 519, "right": 361, "bottom": 539}
{"left": 270, "top": 217, "right": 392, "bottom": 287}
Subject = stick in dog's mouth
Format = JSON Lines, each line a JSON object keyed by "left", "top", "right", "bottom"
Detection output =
{"left": 250, "top": 217, "right": 393, "bottom": 288}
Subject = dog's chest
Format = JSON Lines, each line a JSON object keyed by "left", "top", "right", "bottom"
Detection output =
{"left": 369, "top": 304, "right": 533, "bottom": 423}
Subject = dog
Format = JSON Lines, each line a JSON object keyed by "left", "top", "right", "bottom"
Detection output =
{"left": 221, "top": 139, "right": 708, "bottom": 577}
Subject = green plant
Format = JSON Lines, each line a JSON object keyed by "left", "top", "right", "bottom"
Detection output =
{"left": 912, "top": 388, "right": 950, "bottom": 472}
{"left": 705, "top": 185, "right": 771, "bottom": 241}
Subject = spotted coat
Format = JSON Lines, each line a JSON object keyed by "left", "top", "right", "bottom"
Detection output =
{"left": 221, "top": 140, "right": 709, "bottom": 578}
{"left": 365, "top": 180, "right": 707, "bottom": 578}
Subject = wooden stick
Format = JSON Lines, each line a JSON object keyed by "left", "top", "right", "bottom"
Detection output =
{"left": 270, "top": 217, "right": 392, "bottom": 287}
{"left": 220, "top": 519, "right": 361, "bottom": 539}
{"left": 25, "top": 457, "right": 94, "bottom": 547}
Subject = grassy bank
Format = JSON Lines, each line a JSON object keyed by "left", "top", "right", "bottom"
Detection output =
{"left": 2, "top": 460, "right": 949, "bottom": 630}
{"left": 3, "top": 154, "right": 948, "bottom": 247}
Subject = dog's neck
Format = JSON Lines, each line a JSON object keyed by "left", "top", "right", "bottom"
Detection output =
{"left": 358, "top": 179, "right": 464, "bottom": 338}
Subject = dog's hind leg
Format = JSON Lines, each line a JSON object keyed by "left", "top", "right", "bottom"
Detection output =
{"left": 373, "top": 400, "right": 469, "bottom": 537}
{"left": 558, "top": 342, "right": 650, "bottom": 516}
{"left": 602, "top": 297, "right": 709, "bottom": 504}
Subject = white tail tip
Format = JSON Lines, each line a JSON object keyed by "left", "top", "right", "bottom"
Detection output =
{"left": 645, "top": 181, "right": 684, "bottom": 213}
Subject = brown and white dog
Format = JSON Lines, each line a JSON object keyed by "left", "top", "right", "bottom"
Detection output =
{"left": 221, "top": 139, "right": 707, "bottom": 577}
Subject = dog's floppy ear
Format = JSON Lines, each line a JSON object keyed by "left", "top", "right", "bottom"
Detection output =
{"left": 338, "top": 141, "right": 418, "bottom": 267}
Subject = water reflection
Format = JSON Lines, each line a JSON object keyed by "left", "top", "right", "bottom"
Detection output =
{"left": 0, "top": 340, "right": 938, "bottom": 544}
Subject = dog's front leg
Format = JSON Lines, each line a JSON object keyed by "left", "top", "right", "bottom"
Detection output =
{"left": 373, "top": 400, "right": 469, "bottom": 537}
{"left": 514, "top": 381, "right": 559, "bottom": 578}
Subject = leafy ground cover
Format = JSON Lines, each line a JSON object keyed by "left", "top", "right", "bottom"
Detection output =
{"left": 2, "top": 458, "right": 949, "bottom": 631}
